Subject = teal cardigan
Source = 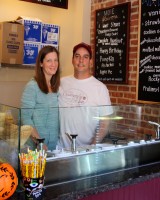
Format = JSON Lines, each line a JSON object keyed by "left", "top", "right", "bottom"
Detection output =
{"left": 21, "top": 79, "right": 59, "bottom": 150}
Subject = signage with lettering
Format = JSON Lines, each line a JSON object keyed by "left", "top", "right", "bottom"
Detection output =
{"left": 20, "top": 0, "right": 68, "bottom": 9}
{"left": 138, "top": 0, "right": 160, "bottom": 103}
{"left": 94, "top": 3, "right": 130, "bottom": 84}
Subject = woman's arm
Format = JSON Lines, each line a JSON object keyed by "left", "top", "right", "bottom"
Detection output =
{"left": 21, "top": 80, "right": 37, "bottom": 126}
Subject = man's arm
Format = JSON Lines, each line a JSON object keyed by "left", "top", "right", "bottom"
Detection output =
{"left": 91, "top": 118, "right": 110, "bottom": 144}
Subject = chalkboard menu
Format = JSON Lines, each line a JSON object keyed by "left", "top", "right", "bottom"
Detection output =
{"left": 95, "top": 3, "right": 130, "bottom": 84}
{"left": 20, "top": 0, "right": 68, "bottom": 9}
{"left": 138, "top": 1, "right": 160, "bottom": 103}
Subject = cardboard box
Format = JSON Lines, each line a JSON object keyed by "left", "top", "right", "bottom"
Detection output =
{"left": 23, "top": 42, "right": 39, "bottom": 65}
{"left": 42, "top": 23, "right": 59, "bottom": 45}
{"left": 0, "top": 21, "right": 24, "bottom": 64}
{"left": 17, "top": 16, "right": 42, "bottom": 43}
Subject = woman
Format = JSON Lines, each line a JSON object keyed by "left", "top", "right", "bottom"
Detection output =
{"left": 21, "top": 45, "right": 60, "bottom": 151}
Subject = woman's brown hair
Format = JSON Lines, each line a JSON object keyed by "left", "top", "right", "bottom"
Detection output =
{"left": 34, "top": 45, "right": 60, "bottom": 94}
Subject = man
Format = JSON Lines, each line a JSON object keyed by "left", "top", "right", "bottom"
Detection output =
{"left": 58, "top": 42, "right": 113, "bottom": 149}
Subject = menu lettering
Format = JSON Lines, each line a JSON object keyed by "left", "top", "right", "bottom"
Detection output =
{"left": 138, "top": 0, "right": 160, "bottom": 102}
{"left": 95, "top": 3, "right": 130, "bottom": 84}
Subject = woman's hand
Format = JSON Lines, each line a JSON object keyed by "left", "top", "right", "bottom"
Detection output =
{"left": 30, "top": 128, "right": 48, "bottom": 151}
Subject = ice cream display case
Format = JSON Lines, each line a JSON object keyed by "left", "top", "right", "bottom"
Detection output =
{"left": 0, "top": 103, "right": 160, "bottom": 199}
{"left": 0, "top": 104, "right": 32, "bottom": 171}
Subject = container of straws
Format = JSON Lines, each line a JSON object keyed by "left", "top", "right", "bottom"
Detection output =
{"left": 19, "top": 149, "right": 47, "bottom": 200}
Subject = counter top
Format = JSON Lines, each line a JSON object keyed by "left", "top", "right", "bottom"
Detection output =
{"left": 45, "top": 161, "right": 160, "bottom": 200}
{"left": 44, "top": 142, "right": 160, "bottom": 199}
{"left": 11, "top": 161, "right": 160, "bottom": 200}
{"left": 10, "top": 141, "right": 160, "bottom": 199}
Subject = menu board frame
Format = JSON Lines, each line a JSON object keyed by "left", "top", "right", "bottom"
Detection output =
{"left": 94, "top": 2, "right": 130, "bottom": 84}
{"left": 137, "top": 0, "right": 160, "bottom": 103}
{"left": 20, "top": 0, "right": 68, "bottom": 9}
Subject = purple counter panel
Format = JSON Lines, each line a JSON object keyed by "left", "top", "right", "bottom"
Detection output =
{"left": 81, "top": 177, "right": 160, "bottom": 200}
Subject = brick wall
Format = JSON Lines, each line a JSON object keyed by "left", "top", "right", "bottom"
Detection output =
{"left": 91, "top": 1, "right": 160, "bottom": 139}
{"left": 91, "top": 0, "right": 139, "bottom": 104}
{"left": 107, "top": 105, "right": 160, "bottom": 141}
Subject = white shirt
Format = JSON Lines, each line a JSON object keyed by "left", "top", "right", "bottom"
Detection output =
{"left": 58, "top": 75, "right": 113, "bottom": 148}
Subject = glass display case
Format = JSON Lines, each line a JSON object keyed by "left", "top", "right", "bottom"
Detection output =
{"left": 0, "top": 103, "right": 160, "bottom": 197}
{"left": 0, "top": 104, "right": 21, "bottom": 170}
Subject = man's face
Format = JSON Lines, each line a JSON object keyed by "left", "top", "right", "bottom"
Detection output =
{"left": 72, "top": 47, "right": 91, "bottom": 74}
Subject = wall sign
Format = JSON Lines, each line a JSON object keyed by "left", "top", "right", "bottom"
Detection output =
{"left": 20, "top": 0, "right": 68, "bottom": 9}
{"left": 137, "top": 0, "right": 160, "bottom": 103}
{"left": 94, "top": 2, "right": 130, "bottom": 84}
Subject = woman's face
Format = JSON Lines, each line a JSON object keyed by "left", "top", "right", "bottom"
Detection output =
{"left": 41, "top": 52, "right": 59, "bottom": 77}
